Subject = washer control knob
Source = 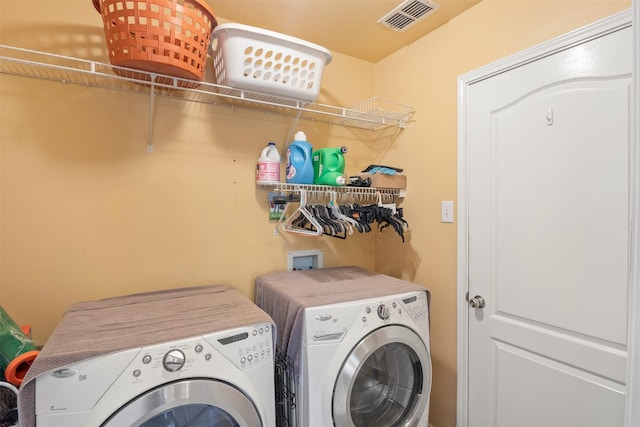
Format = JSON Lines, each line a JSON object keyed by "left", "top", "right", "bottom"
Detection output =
{"left": 377, "top": 304, "right": 390, "bottom": 320}
{"left": 163, "top": 349, "right": 185, "bottom": 372}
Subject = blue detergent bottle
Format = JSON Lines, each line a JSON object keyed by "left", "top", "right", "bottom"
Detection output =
{"left": 286, "top": 131, "right": 314, "bottom": 184}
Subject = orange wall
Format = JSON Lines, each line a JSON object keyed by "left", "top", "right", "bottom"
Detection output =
{"left": 374, "top": 1, "right": 630, "bottom": 426}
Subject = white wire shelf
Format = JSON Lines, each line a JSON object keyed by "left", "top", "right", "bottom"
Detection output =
{"left": 270, "top": 183, "right": 402, "bottom": 197}
{"left": 0, "top": 45, "right": 415, "bottom": 132}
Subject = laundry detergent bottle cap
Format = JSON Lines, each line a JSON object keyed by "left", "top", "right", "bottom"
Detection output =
{"left": 256, "top": 141, "right": 281, "bottom": 185}
{"left": 286, "top": 132, "right": 314, "bottom": 184}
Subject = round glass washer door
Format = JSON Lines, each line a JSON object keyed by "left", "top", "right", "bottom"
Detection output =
{"left": 101, "top": 378, "right": 262, "bottom": 427}
{"left": 333, "top": 325, "right": 431, "bottom": 427}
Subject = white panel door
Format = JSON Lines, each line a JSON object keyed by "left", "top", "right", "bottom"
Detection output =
{"left": 461, "top": 17, "right": 632, "bottom": 427}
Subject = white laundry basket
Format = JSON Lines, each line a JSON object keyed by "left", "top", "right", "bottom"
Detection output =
{"left": 209, "top": 23, "right": 332, "bottom": 102}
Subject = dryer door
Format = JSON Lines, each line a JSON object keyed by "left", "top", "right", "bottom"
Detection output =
{"left": 333, "top": 325, "right": 431, "bottom": 427}
{"left": 101, "top": 378, "right": 262, "bottom": 427}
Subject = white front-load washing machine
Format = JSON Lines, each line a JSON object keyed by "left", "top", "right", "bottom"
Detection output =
{"left": 255, "top": 266, "right": 431, "bottom": 427}
{"left": 18, "top": 285, "right": 276, "bottom": 427}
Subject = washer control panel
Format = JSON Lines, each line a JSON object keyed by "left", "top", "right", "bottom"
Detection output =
{"left": 130, "top": 337, "right": 211, "bottom": 380}
{"left": 213, "top": 323, "right": 274, "bottom": 370}
{"left": 129, "top": 323, "right": 274, "bottom": 379}
{"left": 400, "top": 291, "right": 429, "bottom": 321}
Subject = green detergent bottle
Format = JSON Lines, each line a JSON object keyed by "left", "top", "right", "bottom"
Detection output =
{"left": 313, "top": 146, "right": 348, "bottom": 186}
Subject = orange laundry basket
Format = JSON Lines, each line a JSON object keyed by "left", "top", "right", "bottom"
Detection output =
{"left": 92, "top": 0, "right": 217, "bottom": 85}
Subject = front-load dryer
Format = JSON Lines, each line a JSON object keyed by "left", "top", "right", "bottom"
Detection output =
{"left": 255, "top": 266, "right": 431, "bottom": 427}
{"left": 18, "top": 285, "right": 276, "bottom": 427}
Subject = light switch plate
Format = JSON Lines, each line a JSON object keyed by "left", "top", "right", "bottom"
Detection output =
{"left": 441, "top": 201, "right": 454, "bottom": 223}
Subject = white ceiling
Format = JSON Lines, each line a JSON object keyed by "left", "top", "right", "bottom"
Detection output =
{"left": 205, "top": 0, "right": 481, "bottom": 63}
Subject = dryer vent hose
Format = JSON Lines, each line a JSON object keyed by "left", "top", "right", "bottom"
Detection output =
{"left": 0, "top": 306, "right": 39, "bottom": 387}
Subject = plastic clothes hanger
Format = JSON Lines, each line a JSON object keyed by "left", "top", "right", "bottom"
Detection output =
{"left": 284, "top": 189, "right": 322, "bottom": 236}
{"left": 376, "top": 204, "right": 409, "bottom": 242}
{"left": 377, "top": 191, "right": 397, "bottom": 214}
{"left": 310, "top": 202, "right": 347, "bottom": 238}
{"left": 347, "top": 204, "right": 374, "bottom": 233}
{"left": 307, "top": 205, "right": 334, "bottom": 236}
{"left": 329, "top": 191, "right": 356, "bottom": 236}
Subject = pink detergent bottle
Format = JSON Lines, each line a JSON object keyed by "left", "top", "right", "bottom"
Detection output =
{"left": 256, "top": 142, "right": 281, "bottom": 185}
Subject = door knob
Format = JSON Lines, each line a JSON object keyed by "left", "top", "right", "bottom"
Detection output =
{"left": 468, "top": 295, "right": 485, "bottom": 309}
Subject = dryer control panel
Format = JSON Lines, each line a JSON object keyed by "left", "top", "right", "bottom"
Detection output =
{"left": 362, "top": 291, "right": 428, "bottom": 326}
{"left": 304, "top": 290, "right": 429, "bottom": 345}
{"left": 361, "top": 291, "right": 429, "bottom": 326}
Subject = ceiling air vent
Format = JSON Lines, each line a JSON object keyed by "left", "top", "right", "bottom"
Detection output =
{"left": 378, "top": 0, "right": 440, "bottom": 32}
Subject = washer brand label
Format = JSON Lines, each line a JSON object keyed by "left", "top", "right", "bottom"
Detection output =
{"left": 52, "top": 368, "right": 77, "bottom": 379}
